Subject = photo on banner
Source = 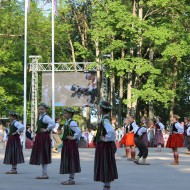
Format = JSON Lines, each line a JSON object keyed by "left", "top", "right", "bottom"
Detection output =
{"left": 42, "top": 72, "right": 97, "bottom": 107}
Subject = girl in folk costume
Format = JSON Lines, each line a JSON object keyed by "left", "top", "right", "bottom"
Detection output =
{"left": 183, "top": 117, "right": 190, "bottom": 154}
{"left": 186, "top": 118, "right": 190, "bottom": 154}
{"left": 94, "top": 101, "right": 118, "bottom": 190}
{"left": 154, "top": 116, "right": 165, "bottom": 151}
{"left": 120, "top": 118, "right": 136, "bottom": 160}
{"left": 166, "top": 115, "right": 184, "bottom": 165}
{"left": 147, "top": 120, "right": 155, "bottom": 147}
{"left": 127, "top": 115, "right": 149, "bottom": 165}
{"left": 4, "top": 111, "right": 25, "bottom": 174}
{"left": 60, "top": 108, "right": 81, "bottom": 185}
{"left": 52, "top": 116, "right": 62, "bottom": 153}
{"left": 29, "top": 103, "right": 55, "bottom": 179}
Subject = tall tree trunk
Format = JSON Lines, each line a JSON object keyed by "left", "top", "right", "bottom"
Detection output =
{"left": 95, "top": 39, "right": 101, "bottom": 119}
{"left": 149, "top": 50, "right": 154, "bottom": 120}
{"left": 86, "top": 107, "right": 90, "bottom": 129}
{"left": 132, "top": 0, "right": 138, "bottom": 16}
{"left": 118, "top": 48, "right": 125, "bottom": 126}
{"left": 70, "top": 2, "right": 88, "bottom": 61}
{"left": 63, "top": 14, "right": 76, "bottom": 70}
{"left": 110, "top": 48, "right": 116, "bottom": 117}
{"left": 170, "top": 59, "right": 178, "bottom": 117}
{"left": 132, "top": 3, "right": 143, "bottom": 113}
{"left": 127, "top": 73, "right": 132, "bottom": 115}
{"left": 127, "top": 0, "right": 138, "bottom": 115}
{"left": 119, "top": 77, "right": 124, "bottom": 127}
{"left": 68, "top": 34, "right": 76, "bottom": 70}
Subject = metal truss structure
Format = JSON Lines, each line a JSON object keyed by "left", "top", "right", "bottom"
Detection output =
{"left": 29, "top": 56, "right": 108, "bottom": 130}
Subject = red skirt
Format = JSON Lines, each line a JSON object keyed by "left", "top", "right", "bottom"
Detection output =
{"left": 120, "top": 133, "right": 135, "bottom": 146}
{"left": 166, "top": 134, "right": 184, "bottom": 148}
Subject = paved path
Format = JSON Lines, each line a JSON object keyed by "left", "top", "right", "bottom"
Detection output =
{"left": 0, "top": 148, "right": 190, "bottom": 190}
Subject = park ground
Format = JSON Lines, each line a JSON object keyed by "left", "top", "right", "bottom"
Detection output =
{"left": 0, "top": 148, "right": 190, "bottom": 190}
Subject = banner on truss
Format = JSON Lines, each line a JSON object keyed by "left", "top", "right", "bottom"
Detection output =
{"left": 42, "top": 72, "right": 97, "bottom": 107}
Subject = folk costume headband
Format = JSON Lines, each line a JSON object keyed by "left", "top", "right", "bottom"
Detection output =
{"left": 63, "top": 107, "right": 75, "bottom": 113}
{"left": 9, "top": 111, "right": 19, "bottom": 117}
{"left": 38, "top": 103, "right": 49, "bottom": 109}
{"left": 99, "top": 101, "right": 112, "bottom": 110}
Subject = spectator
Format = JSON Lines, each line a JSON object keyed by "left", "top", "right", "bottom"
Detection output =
{"left": 52, "top": 116, "right": 62, "bottom": 153}
{"left": 26, "top": 126, "right": 34, "bottom": 141}
{"left": 147, "top": 120, "right": 155, "bottom": 147}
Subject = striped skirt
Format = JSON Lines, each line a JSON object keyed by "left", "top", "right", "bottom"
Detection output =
{"left": 4, "top": 134, "right": 24, "bottom": 165}
{"left": 29, "top": 133, "right": 51, "bottom": 165}
{"left": 60, "top": 140, "right": 81, "bottom": 174}
{"left": 94, "top": 142, "right": 118, "bottom": 183}
{"left": 154, "top": 130, "right": 164, "bottom": 146}
{"left": 166, "top": 134, "right": 184, "bottom": 148}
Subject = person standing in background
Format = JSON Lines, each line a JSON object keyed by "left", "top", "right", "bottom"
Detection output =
{"left": 184, "top": 117, "right": 190, "bottom": 154}
{"left": 52, "top": 116, "right": 62, "bottom": 153}
{"left": 147, "top": 120, "right": 155, "bottom": 147}
{"left": 154, "top": 116, "right": 165, "bottom": 151}
{"left": 60, "top": 108, "right": 81, "bottom": 185}
{"left": 4, "top": 111, "right": 25, "bottom": 174}
{"left": 94, "top": 101, "right": 118, "bottom": 190}
{"left": 29, "top": 103, "right": 55, "bottom": 179}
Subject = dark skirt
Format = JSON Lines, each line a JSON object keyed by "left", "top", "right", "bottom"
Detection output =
{"left": 60, "top": 140, "right": 81, "bottom": 174}
{"left": 166, "top": 134, "right": 184, "bottom": 148}
{"left": 4, "top": 134, "right": 24, "bottom": 165}
{"left": 154, "top": 130, "right": 164, "bottom": 145}
{"left": 29, "top": 133, "right": 51, "bottom": 165}
{"left": 94, "top": 142, "right": 118, "bottom": 183}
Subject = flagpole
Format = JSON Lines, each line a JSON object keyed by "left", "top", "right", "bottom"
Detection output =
{"left": 52, "top": 0, "right": 55, "bottom": 121}
{"left": 23, "top": 0, "right": 28, "bottom": 149}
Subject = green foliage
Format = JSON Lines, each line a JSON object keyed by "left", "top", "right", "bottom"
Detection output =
{"left": 1, "top": 0, "right": 190, "bottom": 121}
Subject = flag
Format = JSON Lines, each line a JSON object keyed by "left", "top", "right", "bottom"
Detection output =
{"left": 53, "top": 0, "right": 58, "bottom": 16}
{"left": 26, "top": 0, "right": 30, "bottom": 12}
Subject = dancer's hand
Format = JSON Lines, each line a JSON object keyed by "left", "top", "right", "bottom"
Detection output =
{"left": 67, "top": 135, "right": 74, "bottom": 140}
{"left": 100, "top": 136, "right": 106, "bottom": 141}
{"left": 41, "top": 128, "right": 48, "bottom": 133}
{"left": 12, "top": 131, "right": 18, "bottom": 135}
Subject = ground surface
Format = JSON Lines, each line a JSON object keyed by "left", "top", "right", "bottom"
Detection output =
{"left": 0, "top": 147, "right": 190, "bottom": 190}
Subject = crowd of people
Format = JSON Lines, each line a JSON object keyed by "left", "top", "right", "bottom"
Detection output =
{"left": 1, "top": 101, "right": 118, "bottom": 190}
{"left": 1, "top": 101, "right": 190, "bottom": 190}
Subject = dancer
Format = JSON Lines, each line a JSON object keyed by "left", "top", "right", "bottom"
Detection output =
{"left": 120, "top": 118, "right": 136, "bottom": 160}
{"left": 183, "top": 117, "right": 190, "bottom": 154}
{"left": 140, "top": 117, "right": 149, "bottom": 147}
{"left": 154, "top": 116, "right": 165, "bottom": 151}
{"left": 29, "top": 103, "right": 55, "bottom": 179}
{"left": 94, "top": 101, "right": 118, "bottom": 190}
{"left": 60, "top": 108, "right": 81, "bottom": 185}
{"left": 186, "top": 120, "right": 190, "bottom": 154}
{"left": 147, "top": 120, "right": 155, "bottom": 147}
{"left": 166, "top": 115, "right": 184, "bottom": 165}
{"left": 4, "top": 111, "right": 25, "bottom": 174}
{"left": 127, "top": 115, "right": 149, "bottom": 165}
